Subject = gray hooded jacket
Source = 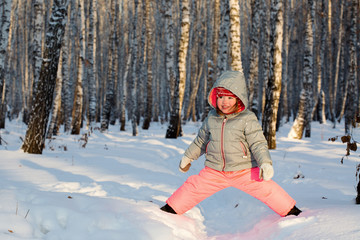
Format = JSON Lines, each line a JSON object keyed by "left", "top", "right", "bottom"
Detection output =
{"left": 184, "top": 71, "right": 272, "bottom": 171}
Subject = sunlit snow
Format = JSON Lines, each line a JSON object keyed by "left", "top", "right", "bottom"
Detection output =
{"left": 0, "top": 119, "right": 359, "bottom": 239}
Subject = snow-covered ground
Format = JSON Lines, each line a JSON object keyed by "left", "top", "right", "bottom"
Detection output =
{"left": 0, "top": 118, "right": 359, "bottom": 240}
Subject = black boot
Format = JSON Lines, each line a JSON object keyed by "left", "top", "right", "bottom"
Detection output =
{"left": 286, "top": 205, "right": 302, "bottom": 216}
{"left": 160, "top": 204, "right": 177, "bottom": 214}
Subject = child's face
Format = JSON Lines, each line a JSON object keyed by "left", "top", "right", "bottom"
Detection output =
{"left": 217, "top": 96, "right": 237, "bottom": 114}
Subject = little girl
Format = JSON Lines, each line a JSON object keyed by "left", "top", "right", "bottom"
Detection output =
{"left": 161, "top": 70, "right": 301, "bottom": 217}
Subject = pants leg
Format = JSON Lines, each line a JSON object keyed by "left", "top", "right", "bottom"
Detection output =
{"left": 230, "top": 167, "right": 296, "bottom": 216}
{"left": 167, "top": 167, "right": 229, "bottom": 214}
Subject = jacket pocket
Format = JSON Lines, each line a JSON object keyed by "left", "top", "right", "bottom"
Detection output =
{"left": 205, "top": 141, "right": 210, "bottom": 153}
{"left": 239, "top": 141, "right": 248, "bottom": 158}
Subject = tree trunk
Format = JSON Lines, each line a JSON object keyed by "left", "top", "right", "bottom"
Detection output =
{"left": 164, "top": 0, "right": 176, "bottom": 123}
{"left": 260, "top": 0, "right": 271, "bottom": 117}
{"left": 166, "top": 0, "right": 190, "bottom": 138}
{"left": 71, "top": 0, "right": 85, "bottom": 135}
{"left": 130, "top": 0, "right": 139, "bottom": 136}
{"left": 288, "top": 0, "right": 314, "bottom": 139}
{"left": 201, "top": 0, "right": 220, "bottom": 121}
{"left": 47, "top": 49, "right": 63, "bottom": 138}
{"left": 87, "top": 0, "right": 97, "bottom": 126}
{"left": 32, "top": 0, "right": 44, "bottom": 101}
{"left": 100, "top": 0, "right": 116, "bottom": 132}
{"left": 142, "top": 0, "right": 153, "bottom": 130}
{"left": 344, "top": 0, "right": 357, "bottom": 134}
{"left": 262, "top": 0, "right": 283, "bottom": 149}
{"left": 216, "top": 0, "right": 229, "bottom": 76}
{"left": 22, "top": 0, "right": 69, "bottom": 154}
{"left": 248, "top": 0, "right": 261, "bottom": 117}
{"left": 311, "top": 0, "right": 326, "bottom": 124}
{"left": 120, "top": 53, "right": 131, "bottom": 131}
{"left": 330, "top": 0, "right": 343, "bottom": 126}
{"left": 0, "top": 0, "right": 12, "bottom": 128}
{"left": 229, "top": 0, "right": 243, "bottom": 72}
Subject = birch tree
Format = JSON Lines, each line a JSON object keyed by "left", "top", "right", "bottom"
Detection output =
{"left": 87, "top": 0, "right": 97, "bottom": 126}
{"left": 120, "top": 53, "right": 131, "bottom": 131}
{"left": 0, "top": 0, "right": 12, "bottom": 128}
{"left": 183, "top": 0, "right": 203, "bottom": 122}
{"left": 71, "top": 0, "right": 85, "bottom": 135}
{"left": 62, "top": 0, "right": 75, "bottom": 133}
{"left": 202, "top": 0, "right": 220, "bottom": 121}
{"left": 22, "top": 0, "right": 69, "bottom": 154}
{"left": 325, "top": 0, "right": 333, "bottom": 124}
{"left": 101, "top": 0, "right": 116, "bottom": 132}
{"left": 248, "top": 0, "right": 261, "bottom": 117}
{"left": 130, "top": 0, "right": 139, "bottom": 136}
{"left": 311, "top": 0, "right": 326, "bottom": 124}
{"left": 166, "top": 0, "right": 190, "bottom": 138}
{"left": 119, "top": 0, "right": 129, "bottom": 131}
{"left": 288, "top": 0, "right": 315, "bottom": 139}
{"left": 229, "top": 0, "right": 243, "bottom": 72}
{"left": 260, "top": 0, "right": 271, "bottom": 117}
{"left": 32, "top": 0, "right": 44, "bottom": 101}
{"left": 142, "top": 0, "right": 153, "bottom": 130}
{"left": 344, "top": 0, "right": 357, "bottom": 134}
{"left": 262, "top": 0, "right": 283, "bottom": 149}
{"left": 332, "top": 1, "right": 344, "bottom": 124}
{"left": 277, "top": 0, "right": 290, "bottom": 125}
{"left": 7, "top": 0, "right": 20, "bottom": 120}
{"left": 217, "top": 0, "right": 229, "bottom": 76}
{"left": 164, "top": 0, "right": 175, "bottom": 122}
{"left": 46, "top": 49, "right": 63, "bottom": 138}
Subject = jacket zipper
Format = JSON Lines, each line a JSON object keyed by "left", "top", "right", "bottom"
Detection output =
{"left": 221, "top": 117, "right": 227, "bottom": 171}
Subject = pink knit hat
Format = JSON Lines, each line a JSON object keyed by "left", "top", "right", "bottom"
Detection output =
{"left": 208, "top": 87, "right": 245, "bottom": 114}
{"left": 216, "top": 87, "right": 237, "bottom": 98}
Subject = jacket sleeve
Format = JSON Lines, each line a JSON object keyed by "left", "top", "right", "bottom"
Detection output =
{"left": 183, "top": 119, "right": 209, "bottom": 160}
{"left": 244, "top": 112, "right": 272, "bottom": 166}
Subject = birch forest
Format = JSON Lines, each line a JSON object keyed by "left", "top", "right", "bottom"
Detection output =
{"left": 0, "top": 0, "right": 359, "bottom": 154}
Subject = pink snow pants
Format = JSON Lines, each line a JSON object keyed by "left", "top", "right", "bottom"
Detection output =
{"left": 167, "top": 167, "right": 296, "bottom": 216}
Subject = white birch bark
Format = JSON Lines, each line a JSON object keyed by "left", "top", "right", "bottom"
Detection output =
{"left": 288, "top": 0, "right": 315, "bottom": 139}
{"left": 229, "top": 0, "right": 243, "bottom": 72}
{"left": 130, "top": 0, "right": 139, "bottom": 136}
{"left": 62, "top": 0, "right": 74, "bottom": 133}
{"left": 311, "top": 0, "right": 326, "bottom": 124}
{"left": 32, "top": 0, "right": 44, "bottom": 93}
{"left": 217, "top": 0, "right": 229, "bottom": 76}
{"left": 344, "top": 0, "right": 357, "bottom": 134}
{"left": 260, "top": 0, "right": 271, "bottom": 116}
{"left": 166, "top": 0, "right": 190, "bottom": 138}
{"left": 22, "top": 0, "right": 69, "bottom": 154}
{"left": 120, "top": 52, "right": 131, "bottom": 131}
{"left": 332, "top": 1, "right": 344, "bottom": 124}
{"left": 0, "top": 0, "right": 12, "bottom": 128}
{"left": 87, "top": 0, "right": 97, "bottom": 126}
{"left": 248, "top": 0, "right": 261, "bottom": 116}
{"left": 71, "top": 0, "right": 86, "bottom": 135}
{"left": 177, "top": 0, "right": 190, "bottom": 119}
{"left": 262, "top": 0, "right": 283, "bottom": 149}
{"left": 47, "top": 48, "right": 63, "bottom": 138}
{"left": 142, "top": 0, "right": 153, "bottom": 130}
{"left": 100, "top": 0, "right": 116, "bottom": 132}
{"left": 202, "top": 0, "right": 220, "bottom": 121}
{"left": 164, "top": 0, "right": 175, "bottom": 121}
